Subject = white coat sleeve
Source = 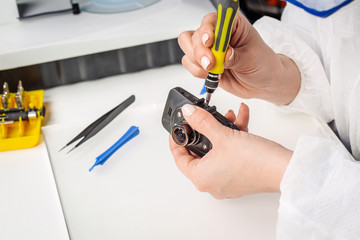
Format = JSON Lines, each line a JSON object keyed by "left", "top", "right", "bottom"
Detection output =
{"left": 253, "top": 15, "right": 360, "bottom": 239}
{"left": 277, "top": 125, "right": 360, "bottom": 240}
{"left": 253, "top": 16, "right": 334, "bottom": 123}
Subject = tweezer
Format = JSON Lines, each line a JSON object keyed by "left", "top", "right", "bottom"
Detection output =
{"left": 59, "top": 95, "right": 135, "bottom": 153}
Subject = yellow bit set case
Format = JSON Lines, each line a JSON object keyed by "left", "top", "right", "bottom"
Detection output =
{"left": 0, "top": 81, "right": 45, "bottom": 151}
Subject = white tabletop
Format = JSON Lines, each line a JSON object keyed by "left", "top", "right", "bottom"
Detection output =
{"left": 0, "top": 64, "right": 321, "bottom": 240}
{"left": 0, "top": 1, "right": 323, "bottom": 238}
{"left": 0, "top": 138, "right": 69, "bottom": 240}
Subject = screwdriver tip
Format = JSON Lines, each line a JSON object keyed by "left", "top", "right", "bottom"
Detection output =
{"left": 205, "top": 93, "right": 212, "bottom": 106}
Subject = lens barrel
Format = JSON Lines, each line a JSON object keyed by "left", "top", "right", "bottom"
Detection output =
{"left": 171, "top": 124, "right": 199, "bottom": 147}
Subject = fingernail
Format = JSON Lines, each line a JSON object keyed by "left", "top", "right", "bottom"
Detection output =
{"left": 202, "top": 33, "right": 209, "bottom": 45}
{"left": 227, "top": 47, "right": 234, "bottom": 62}
{"left": 201, "top": 56, "right": 210, "bottom": 70}
{"left": 182, "top": 104, "right": 196, "bottom": 117}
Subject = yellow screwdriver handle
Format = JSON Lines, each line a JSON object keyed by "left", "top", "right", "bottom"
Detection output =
{"left": 210, "top": 0, "right": 239, "bottom": 75}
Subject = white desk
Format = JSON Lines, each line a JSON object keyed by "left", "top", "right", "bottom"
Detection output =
{"left": 0, "top": 64, "right": 322, "bottom": 239}
{"left": 0, "top": 139, "right": 69, "bottom": 239}
{"left": 0, "top": 1, "right": 323, "bottom": 238}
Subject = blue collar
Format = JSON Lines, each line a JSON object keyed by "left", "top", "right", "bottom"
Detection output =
{"left": 286, "top": 0, "right": 354, "bottom": 17}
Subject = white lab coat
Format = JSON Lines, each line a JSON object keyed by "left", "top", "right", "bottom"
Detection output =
{"left": 253, "top": 1, "right": 360, "bottom": 239}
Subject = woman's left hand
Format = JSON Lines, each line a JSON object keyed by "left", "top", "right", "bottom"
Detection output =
{"left": 169, "top": 103, "right": 292, "bottom": 199}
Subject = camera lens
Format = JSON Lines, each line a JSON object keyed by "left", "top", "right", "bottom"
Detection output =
{"left": 173, "top": 128, "right": 187, "bottom": 145}
{"left": 171, "top": 124, "right": 200, "bottom": 147}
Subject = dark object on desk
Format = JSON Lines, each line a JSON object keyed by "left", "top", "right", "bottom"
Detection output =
{"left": 59, "top": 95, "right": 135, "bottom": 154}
{"left": 17, "top": 0, "right": 80, "bottom": 19}
{"left": 209, "top": 0, "right": 285, "bottom": 23}
{"left": 240, "top": 0, "right": 286, "bottom": 23}
{"left": 162, "top": 87, "right": 239, "bottom": 157}
{"left": 0, "top": 39, "right": 182, "bottom": 91}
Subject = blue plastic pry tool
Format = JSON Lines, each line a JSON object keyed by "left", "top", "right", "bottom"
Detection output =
{"left": 89, "top": 126, "right": 140, "bottom": 172}
{"left": 200, "top": 83, "right": 206, "bottom": 95}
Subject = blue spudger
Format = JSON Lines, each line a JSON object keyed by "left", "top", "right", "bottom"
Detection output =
{"left": 89, "top": 126, "right": 140, "bottom": 172}
{"left": 200, "top": 83, "right": 206, "bottom": 95}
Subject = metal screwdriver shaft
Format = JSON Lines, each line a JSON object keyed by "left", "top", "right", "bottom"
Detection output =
{"left": 205, "top": 73, "right": 219, "bottom": 105}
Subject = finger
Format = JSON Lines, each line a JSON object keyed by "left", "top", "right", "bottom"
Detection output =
{"left": 178, "top": 31, "right": 211, "bottom": 77}
{"left": 224, "top": 109, "right": 236, "bottom": 123}
{"left": 224, "top": 46, "right": 234, "bottom": 64}
{"left": 234, "top": 103, "right": 250, "bottom": 132}
{"left": 178, "top": 31, "right": 195, "bottom": 57}
{"left": 223, "top": 14, "right": 252, "bottom": 69}
{"left": 181, "top": 104, "right": 226, "bottom": 144}
{"left": 218, "top": 71, "right": 254, "bottom": 100}
{"left": 210, "top": 192, "right": 226, "bottom": 200}
{"left": 179, "top": 13, "right": 218, "bottom": 72}
{"left": 169, "top": 135, "right": 199, "bottom": 179}
{"left": 192, "top": 31, "right": 215, "bottom": 71}
{"left": 198, "top": 13, "right": 217, "bottom": 48}
{"left": 181, "top": 55, "right": 208, "bottom": 79}
{"left": 223, "top": 45, "right": 240, "bottom": 70}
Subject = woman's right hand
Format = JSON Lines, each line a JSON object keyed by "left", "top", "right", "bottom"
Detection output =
{"left": 178, "top": 13, "right": 301, "bottom": 105}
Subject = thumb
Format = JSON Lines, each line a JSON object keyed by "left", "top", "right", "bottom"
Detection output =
{"left": 234, "top": 103, "right": 250, "bottom": 132}
{"left": 223, "top": 46, "right": 238, "bottom": 69}
{"left": 181, "top": 104, "right": 225, "bottom": 144}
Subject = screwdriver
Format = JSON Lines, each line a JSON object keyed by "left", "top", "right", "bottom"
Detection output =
{"left": 205, "top": 0, "right": 239, "bottom": 105}
{"left": 0, "top": 107, "right": 45, "bottom": 122}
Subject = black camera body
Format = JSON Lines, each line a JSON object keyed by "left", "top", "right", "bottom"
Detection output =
{"left": 162, "top": 87, "right": 239, "bottom": 157}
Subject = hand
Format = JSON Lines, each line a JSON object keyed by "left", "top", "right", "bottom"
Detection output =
{"left": 169, "top": 103, "right": 292, "bottom": 199}
{"left": 178, "top": 13, "right": 300, "bottom": 105}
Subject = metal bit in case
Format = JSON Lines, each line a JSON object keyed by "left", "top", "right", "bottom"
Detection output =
{"left": 17, "top": 80, "right": 24, "bottom": 96}
{"left": 1, "top": 82, "right": 9, "bottom": 109}
{"left": 15, "top": 80, "right": 24, "bottom": 108}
